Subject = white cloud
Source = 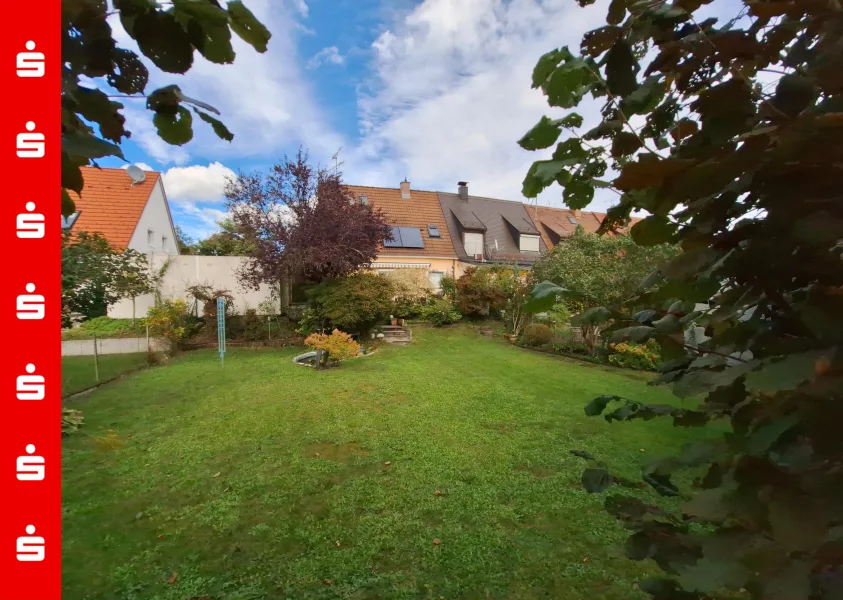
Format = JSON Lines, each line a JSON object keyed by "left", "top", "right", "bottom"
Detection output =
{"left": 292, "top": 0, "right": 309, "bottom": 17}
{"left": 107, "top": 0, "right": 342, "bottom": 166}
{"left": 307, "top": 46, "right": 345, "bottom": 69}
{"left": 348, "top": 0, "right": 612, "bottom": 209}
{"left": 162, "top": 162, "right": 237, "bottom": 205}
{"left": 121, "top": 162, "right": 154, "bottom": 171}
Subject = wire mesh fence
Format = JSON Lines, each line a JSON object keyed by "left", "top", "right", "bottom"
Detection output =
{"left": 61, "top": 332, "right": 171, "bottom": 397}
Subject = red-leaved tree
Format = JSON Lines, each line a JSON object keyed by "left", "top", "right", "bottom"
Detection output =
{"left": 225, "top": 150, "right": 390, "bottom": 289}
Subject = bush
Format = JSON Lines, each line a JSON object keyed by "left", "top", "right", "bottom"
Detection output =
{"left": 440, "top": 275, "right": 457, "bottom": 299}
{"left": 62, "top": 408, "right": 84, "bottom": 435}
{"left": 305, "top": 329, "right": 361, "bottom": 367}
{"left": 419, "top": 298, "right": 462, "bottom": 326}
{"left": 455, "top": 266, "right": 515, "bottom": 317}
{"left": 147, "top": 299, "right": 190, "bottom": 341}
{"left": 386, "top": 269, "right": 431, "bottom": 318}
{"left": 61, "top": 316, "right": 147, "bottom": 340}
{"left": 607, "top": 340, "right": 661, "bottom": 371}
{"left": 306, "top": 273, "right": 394, "bottom": 334}
{"left": 522, "top": 323, "right": 553, "bottom": 346}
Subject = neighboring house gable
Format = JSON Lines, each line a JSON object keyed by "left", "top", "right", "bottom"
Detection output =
{"left": 437, "top": 184, "right": 547, "bottom": 266}
{"left": 66, "top": 167, "right": 179, "bottom": 255}
{"left": 531, "top": 205, "right": 641, "bottom": 249}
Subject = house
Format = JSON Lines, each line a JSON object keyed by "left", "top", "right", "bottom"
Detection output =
{"left": 66, "top": 166, "right": 180, "bottom": 255}
{"left": 347, "top": 181, "right": 462, "bottom": 289}
{"left": 529, "top": 205, "right": 641, "bottom": 249}
{"left": 437, "top": 182, "right": 547, "bottom": 270}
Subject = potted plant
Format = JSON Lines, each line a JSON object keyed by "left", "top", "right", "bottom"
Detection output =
{"left": 390, "top": 315, "right": 398, "bottom": 326}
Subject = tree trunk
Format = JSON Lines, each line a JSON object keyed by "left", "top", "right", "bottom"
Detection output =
{"left": 131, "top": 296, "right": 136, "bottom": 325}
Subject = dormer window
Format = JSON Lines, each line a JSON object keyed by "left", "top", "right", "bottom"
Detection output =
{"left": 520, "top": 234, "right": 540, "bottom": 253}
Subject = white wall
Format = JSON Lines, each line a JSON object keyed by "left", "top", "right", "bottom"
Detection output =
{"left": 62, "top": 337, "right": 171, "bottom": 356}
{"left": 108, "top": 254, "right": 278, "bottom": 319}
{"left": 127, "top": 179, "right": 180, "bottom": 256}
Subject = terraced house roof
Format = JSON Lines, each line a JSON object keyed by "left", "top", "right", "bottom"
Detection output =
{"left": 346, "top": 184, "right": 458, "bottom": 259}
{"left": 529, "top": 205, "right": 641, "bottom": 249}
{"left": 68, "top": 167, "right": 162, "bottom": 249}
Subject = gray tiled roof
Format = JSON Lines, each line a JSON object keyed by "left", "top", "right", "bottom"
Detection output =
{"left": 437, "top": 192, "right": 548, "bottom": 265}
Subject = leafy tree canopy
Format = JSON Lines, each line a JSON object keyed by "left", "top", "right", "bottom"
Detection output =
{"left": 225, "top": 150, "right": 391, "bottom": 286}
{"left": 522, "top": 0, "right": 843, "bottom": 596}
{"left": 192, "top": 218, "right": 255, "bottom": 256}
{"left": 62, "top": 0, "right": 270, "bottom": 215}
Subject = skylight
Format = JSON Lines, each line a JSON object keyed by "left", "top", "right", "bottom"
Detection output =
{"left": 428, "top": 224, "right": 441, "bottom": 238}
{"left": 568, "top": 216, "right": 577, "bottom": 224}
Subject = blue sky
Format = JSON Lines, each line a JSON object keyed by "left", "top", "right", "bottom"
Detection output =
{"left": 103, "top": 0, "right": 616, "bottom": 240}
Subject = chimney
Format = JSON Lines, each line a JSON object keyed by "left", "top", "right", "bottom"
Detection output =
{"left": 458, "top": 181, "right": 469, "bottom": 201}
{"left": 574, "top": 209, "right": 582, "bottom": 219}
{"left": 400, "top": 178, "right": 411, "bottom": 199}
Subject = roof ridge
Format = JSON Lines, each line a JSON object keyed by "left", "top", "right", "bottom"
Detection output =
{"left": 80, "top": 165, "right": 162, "bottom": 177}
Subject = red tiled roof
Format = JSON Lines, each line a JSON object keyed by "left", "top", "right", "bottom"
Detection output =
{"left": 530, "top": 205, "right": 640, "bottom": 249}
{"left": 347, "top": 185, "right": 457, "bottom": 259}
{"left": 69, "top": 167, "right": 160, "bottom": 250}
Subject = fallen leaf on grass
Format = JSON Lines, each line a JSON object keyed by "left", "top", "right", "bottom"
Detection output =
{"left": 167, "top": 572, "right": 178, "bottom": 584}
{"left": 323, "top": 579, "right": 333, "bottom": 586}
{"left": 433, "top": 538, "right": 441, "bottom": 546}
{"left": 156, "top": 534, "right": 164, "bottom": 540}
{"left": 212, "top": 472, "right": 221, "bottom": 478}
{"left": 335, "top": 540, "right": 341, "bottom": 547}
{"left": 384, "top": 461, "right": 392, "bottom": 466}
{"left": 434, "top": 490, "right": 442, "bottom": 496}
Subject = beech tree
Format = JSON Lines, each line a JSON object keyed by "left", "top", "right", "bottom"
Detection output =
{"left": 62, "top": 0, "right": 270, "bottom": 215}
{"left": 521, "top": 0, "right": 843, "bottom": 597}
{"left": 193, "top": 218, "right": 254, "bottom": 256}
{"left": 225, "top": 150, "right": 391, "bottom": 288}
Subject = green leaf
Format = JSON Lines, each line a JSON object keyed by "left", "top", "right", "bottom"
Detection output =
{"left": 563, "top": 177, "right": 595, "bottom": 209}
{"left": 634, "top": 309, "right": 658, "bottom": 324}
{"left": 625, "top": 531, "right": 654, "bottom": 560}
{"left": 108, "top": 49, "right": 150, "bottom": 95}
{"left": 189, "top": 20, "right": 236, "bottom": 64}
{"left": 525, "top": 281, "right": 584, "bottom": 313}
{"left": 581, "top": 468, "right": 612, "bottom": 492}
{"left": 61, "top": 153, "right": 84, "bottom": 193}
{"left": 62, "top": 131, "right": 125, "bottom": 160}
{"left": 605, "top": 40, "right": 638, "bottom": 97}
{"left": 614, "top": 155, "right": 693, "bottom": 191}
{"left": 744, "top": 349, "right": 829, "bottom": 394}
{"left": 228, "top": 0, "right": 271, "bottom": 52}
{"left": 773, "top": 74, "right": 815, "bottom": 117}
{"left": 610, "top": 326, "right": 653, "bottom": 343}
{"left": 642, "top": 472, "right": 679, "bottom": 496}
{"left": 532, "top": 47, "right": 570, "bottom": 88}
{"left": 173, "top": 0, "right": 229, "bottom": 24}
{"left": 584, "top": 394, "right": 622, "bottom": 416}
{"left": 133, "top": 10, "right": 195, "bottom": 74}
{"left": 570, "top": 449, "right": 597, "bottom": 461}
{"left": 153, "top": 106, "right": 194, "bottom": 145}
{"left": 571, "top": 306, "right": 612, "bottom": 326}
{"left": 195, "top": 109, "right": 234, "bottom": 141}
{"left": 606, "top": 0, "right": 626, "bottom": 25}
{"left": 611, "top": 131, "right": 643, "bottom": 157}
{"left": 745, "top": 413, "right": 800, "bottom": 456}
{"left": 62, "top": 188, "right": 76, "bottom": 217}
{"left": 581, "top": 26, "right": 623, "bottom": 58}
{"left": 518, "top": 116, "right": 563, "bottom": 151}
{"left": 677, "top": 557, "right": 750, "bottom": 594}
{"left": 630, "top": 215, "right": 677, "bottom": 246}
{"left": 652, "top": 314, "right": 681, "bottom": 334}
{"left": 681, "top": 488, "right": 730, "bottom": 521}
{"left": 559, "top": 112, "right": 584, "bottom": 128}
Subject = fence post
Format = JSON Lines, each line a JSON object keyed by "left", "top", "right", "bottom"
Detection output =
{"left": 146, "top": 323, "right": 150, "bottom": 354}
{"left": 92, "top": 334, "right": 100, "bottom": 383}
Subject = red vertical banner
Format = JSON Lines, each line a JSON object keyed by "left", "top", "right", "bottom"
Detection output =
{"left": 1, "top": 2, "right": 61, "bottom": 599}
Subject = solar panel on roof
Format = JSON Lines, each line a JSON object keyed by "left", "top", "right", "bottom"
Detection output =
{"left": 398, "top": 227, "right": 424, "bottom": 248}
{"left": 383, "top": 226, "right": 403, "bottom": 247}
{"left": 383, "top": 226, "right": 425, "bottom": 249}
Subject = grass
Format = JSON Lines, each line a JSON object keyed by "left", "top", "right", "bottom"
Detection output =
{"left": 63, "top": 326, "right": 705, "bottom": 600}
{"left": 62, "top": 353, "right": 149, "bottom": 397}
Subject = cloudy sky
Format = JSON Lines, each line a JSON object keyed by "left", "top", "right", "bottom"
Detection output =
{"left": 105, "top": 0, "right": 614, "bottom": 240}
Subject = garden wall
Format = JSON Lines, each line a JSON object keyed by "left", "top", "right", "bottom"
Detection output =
{"left": 62, "top": 337, "right": 171, "bottom": 357}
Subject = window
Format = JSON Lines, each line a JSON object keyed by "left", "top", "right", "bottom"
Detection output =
{"left": 568, "top": 216, "right": 577, "bottom": 224}
{"left": 429, "top": 271, "right": 445, "bottom": 289}
{"left": 520, "top": 234, "right": 540, "bottom": 253}
{"left": 161, "top": 235, "right": 168, "bottom": 251}
{"left": 147, "top": 228, "right": 154, "bottom": 245}
{"left": 427, "top": 224, "right": 441, "bottom": 238}
{"left": 464, "top": 231, "right": 484, "bottom": 256}
{"left": 61, "top": 211, "right": 81, "bottom": 230}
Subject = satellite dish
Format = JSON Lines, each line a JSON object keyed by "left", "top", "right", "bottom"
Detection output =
{"left": 126, "top": 165, "right": 146, "bottom": 185}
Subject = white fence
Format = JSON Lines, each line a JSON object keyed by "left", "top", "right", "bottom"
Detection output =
{"left": 62, "top": 337, "right": 171, "bottom": 357}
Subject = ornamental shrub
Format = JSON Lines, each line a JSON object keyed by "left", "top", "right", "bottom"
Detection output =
{"left": 147, "top": 299, "right": 189, "bottom": 341}
{"left": 607, "top": 341, "right": 661, "bottom": 372}
{"left": 305, "top": 329, "right": 361, "bottom": 367}
{"left": 522, "top": 323, "right": 553, "bottom": 347}
{"left": 306, "top": 272, "right": 394, "bottom": 334}
{"left": 419, "top": 298, "right": 462, "bottom": 326}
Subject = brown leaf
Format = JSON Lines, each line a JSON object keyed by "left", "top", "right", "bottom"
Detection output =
{"left": 323, "top": 579, "right": 333, "bottom": 586}
{"left": 747, "top": 1, "right": 795, "bottom": 18}
{"left": 335, "top": 540, "right": 341, "bottom": 547}
{"left": 433, "top": 538, "right": 441, "bottom": 546}
{"left": 614, "top": 156, "right": 693, "bottom": 191}
{"left": 384, "top": 461, "right": 392, "bottom": 466}
{"left": 670, "top": 118, "right": 698, "bottom": 141}
{"left": 434, "top": 490, "right": 442, "bottom": 496}
{"left": 167, "top": 572, "right": 178, "bottom": 585}
{"left": 156, "top": 534, "right": 165, "bottom": 540}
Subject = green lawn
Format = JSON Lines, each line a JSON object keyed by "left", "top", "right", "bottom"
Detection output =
{"left": 63, "top": 327, "right": 702, "bottom": 600}
{"left": 62, "top": 352, "right": 150, "bottom": 397}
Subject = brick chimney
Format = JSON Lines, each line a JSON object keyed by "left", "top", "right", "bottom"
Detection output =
{"left": 574, "top": 209, "right": 582, "bottom": 219}
{"left": 400, "top": 178, "right": 411, "bottom": 199}
{"left": 458, "top": 181, "right": 469, "bottom": 201}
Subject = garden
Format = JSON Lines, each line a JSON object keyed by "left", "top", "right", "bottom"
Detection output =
{"left": 62, "top": 326, "right": 702, "bottom": 600}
